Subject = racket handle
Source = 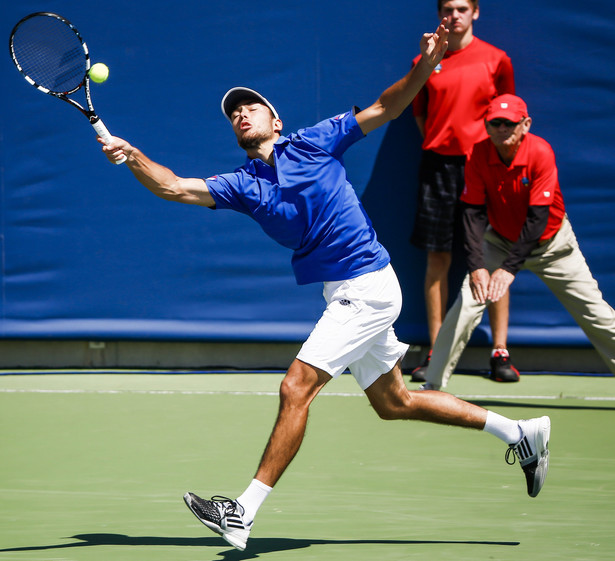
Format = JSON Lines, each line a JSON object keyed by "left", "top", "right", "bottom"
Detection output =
{"left": 91, "top": 118, "right": 127, "bottom": 165}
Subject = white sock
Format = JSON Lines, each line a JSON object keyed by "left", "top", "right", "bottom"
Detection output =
{"left": 483, "top": 410, "right": 522, "bottom": 445}
{"left": 236, "top": 479, "right": 272, "bottom": 524}
{"left": 491, "top": 348, "right": 509, "bottom": 357}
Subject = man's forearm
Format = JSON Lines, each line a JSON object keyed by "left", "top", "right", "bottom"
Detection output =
{"left": 378, "top": 57, "right": 437, "bottom": 121}
{"left": 125, "top": 147, "right": 182, "bottom": 201}
{"left": 462, "top": 203, "right": 488, "bottom": 272}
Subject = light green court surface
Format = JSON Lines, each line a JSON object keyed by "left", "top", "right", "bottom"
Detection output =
{"left": 1, "top": 372, "right": 614, "bottom": 561}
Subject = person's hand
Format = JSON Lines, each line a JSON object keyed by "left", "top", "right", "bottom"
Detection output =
{"left": 419, "top": 18, "right": 449, "bottom": 68}
{"left": 469, "top": 268, "right": 491, "bottom": 304}
{"left": 487, "top": 268, "right": 515, "bottom": 303}
{"left": 98, "top": 136, "right": 132, "bottom": 165}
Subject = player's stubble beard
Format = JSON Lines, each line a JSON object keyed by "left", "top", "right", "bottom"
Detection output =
{"left": 238, "top": 124, "right": 275, "bottom": 151}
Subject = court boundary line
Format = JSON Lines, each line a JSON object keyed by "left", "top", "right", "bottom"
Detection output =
{"left": 1, "top": 387, "right": 614, "bottom": 401}
{"left": 1, "top": 369, "right": 613, "bottom": 378}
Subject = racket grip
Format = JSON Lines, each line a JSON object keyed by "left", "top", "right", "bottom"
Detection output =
{"left": 91, "top": 119, "right": 127, "bottom": 165}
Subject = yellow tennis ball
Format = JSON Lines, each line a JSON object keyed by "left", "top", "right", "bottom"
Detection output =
{"left": 89, "top": 63, "right": 109, "bottom": 83}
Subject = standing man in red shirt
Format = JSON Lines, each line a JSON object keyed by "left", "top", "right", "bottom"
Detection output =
{"left": 410, "top": 0, "right": 518, "bottom": 383}
{"left": 421, "top": 94, "right": 615, "bottom": 390}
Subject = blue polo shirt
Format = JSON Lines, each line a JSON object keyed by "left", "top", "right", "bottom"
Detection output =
{"left": 205, "top": 110, "right": 390, "bottom": 285}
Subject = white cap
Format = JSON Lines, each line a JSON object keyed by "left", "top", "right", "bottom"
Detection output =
{"left": 221, "top": 87, "right": 279, "bottom": 122}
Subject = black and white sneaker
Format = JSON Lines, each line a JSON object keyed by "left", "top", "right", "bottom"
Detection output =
{"left": 183, "top": 492, "right": 252, "bottom": 551}
{"left": 506, "top": 416, "right": 551, "bottom": 497}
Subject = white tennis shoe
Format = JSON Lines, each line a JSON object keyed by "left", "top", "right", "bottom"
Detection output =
{"left": 183, "top": 492, "right": 252, "bottom": 551}
{"left": 506, "top": 416, "right": 551, "bottom": 497}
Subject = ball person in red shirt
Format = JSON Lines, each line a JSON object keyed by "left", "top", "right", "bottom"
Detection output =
{"left": 421, "top": 94, "right": 615, "bottom": 390}
{"left": 410, "top": 0, "right": 518, "bottom": 383}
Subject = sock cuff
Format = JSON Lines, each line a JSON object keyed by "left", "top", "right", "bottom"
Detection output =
{"left": 252, "top": 478, "right": 273, "bottom": 493}
{"left": 484, "top": 410, "right": 522, "bottom": 444}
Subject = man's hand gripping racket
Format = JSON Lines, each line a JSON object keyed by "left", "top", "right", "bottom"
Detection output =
{"left": 9, "top": 12, "right": 126, "bottom": 164}
{"left": 99, "top": 136, "right": 131, "bottom": 165}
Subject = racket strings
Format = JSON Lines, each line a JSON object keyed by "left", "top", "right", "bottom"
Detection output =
{"left": 12, "top": 15, "right": 87, "bottom": 94}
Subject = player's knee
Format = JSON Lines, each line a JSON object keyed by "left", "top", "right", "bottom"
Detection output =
{"left": 279, "top": 365, "right": 313, "bottom": 408}
{"left": 373, "top": 406, "right": 406, "bottom": 421}
{"left": 371, "top": 394, "right": 413, "bottom": 420}
{"left": 374, "top": 406, "right": 397, "bottom": 420}
{"left": 278, "top": 375, "right": 296, "bottom": 404}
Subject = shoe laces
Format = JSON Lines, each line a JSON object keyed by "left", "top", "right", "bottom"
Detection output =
{"left": 210, "top": 495, "right": 244, "bottom": 518}
{"left": 506, "top": 434, "right": 532, "bottom": 465}
{"left": 505, "top": 445, "right": 517, "bottom": 465}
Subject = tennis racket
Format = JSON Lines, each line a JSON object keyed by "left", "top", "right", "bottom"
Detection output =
{"left": 9, "top": 12, "right": 126, "bottom": 164}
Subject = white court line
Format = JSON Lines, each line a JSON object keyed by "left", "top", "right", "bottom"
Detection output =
{"left": 458, "top": 394, "right": 615, "bottom": 401}
{"left": 0, "top": 388, "right": 283, "bottom": 396}
{"left": 1, "top": 388, "right": 614, "bottom": 400}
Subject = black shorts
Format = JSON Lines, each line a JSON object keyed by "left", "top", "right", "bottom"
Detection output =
{"left": 410, "top": 150, "right": 466, "bottom": 252}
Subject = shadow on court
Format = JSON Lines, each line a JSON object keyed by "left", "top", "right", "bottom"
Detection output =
{"left": 0, "top": 532, "right": 520, "bottom": 558}
{"left": 468, "top": 399, "right": 615, "bottom": 411}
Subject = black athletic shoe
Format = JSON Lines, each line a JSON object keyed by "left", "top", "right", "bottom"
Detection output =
{"left": 183, "top": 492, "right": 252, "bottom": 551}
{"left": 490, "top": 351, "right": 520, "bottom": 382}
{"left": 410, "top": 350, "right": 432, "bottom": 382}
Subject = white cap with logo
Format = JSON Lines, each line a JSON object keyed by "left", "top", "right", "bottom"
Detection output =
{"left": 221, "top": 87, "right": 279, "bottom": 122}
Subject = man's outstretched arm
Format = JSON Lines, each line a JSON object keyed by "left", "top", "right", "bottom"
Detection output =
{"left": 99, "top": 136, "right": 216, "bottom": 208}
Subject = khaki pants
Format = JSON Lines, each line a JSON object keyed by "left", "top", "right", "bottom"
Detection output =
{"left": 426, "top": 216, "right": 615, "bottom": 387}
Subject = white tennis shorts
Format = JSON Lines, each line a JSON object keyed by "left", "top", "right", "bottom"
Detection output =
{"left": 297, "top": 264, "right": 409, "bottom": 390}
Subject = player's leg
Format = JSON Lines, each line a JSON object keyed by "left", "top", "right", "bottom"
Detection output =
{"left": 183, "top": 267, "right": 401, "bottom": 551}
{"left": 363, "top": 362, "right": 550, "bottom": 497}
{"left": 253, "top": 359, "right": 332, "bottom": 487}
{"left": 366, "top": 360, "right": 487, "bottom": 427}
{"left": 184, "top": 359, "right": 331, "bottom": 550}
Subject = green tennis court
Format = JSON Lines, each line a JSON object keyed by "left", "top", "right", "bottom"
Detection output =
{"left": 1, "top": 371, "right": 614, "bottom": 560}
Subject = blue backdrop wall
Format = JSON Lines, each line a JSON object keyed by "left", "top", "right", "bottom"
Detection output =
{"left": 1, "top": 1, "right": 615, "bottom": 346}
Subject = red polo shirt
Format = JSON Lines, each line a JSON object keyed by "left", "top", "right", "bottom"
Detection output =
{"left": 412, "top": 37, "right": 515, "bottom": 156}
{"left": 462, "top": 133, "right": 566, "bottom": 242}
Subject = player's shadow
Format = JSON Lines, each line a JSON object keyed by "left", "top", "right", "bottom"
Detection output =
{"left": 0, "top": 532, "right": 519, "bottom": 559}
{"left": 468, "top": 398, "right": 615, "bottom": 411}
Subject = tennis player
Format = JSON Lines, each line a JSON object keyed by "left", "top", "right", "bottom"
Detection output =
{"left": 101, "top": 23, "right": 550, "bottom": 552}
